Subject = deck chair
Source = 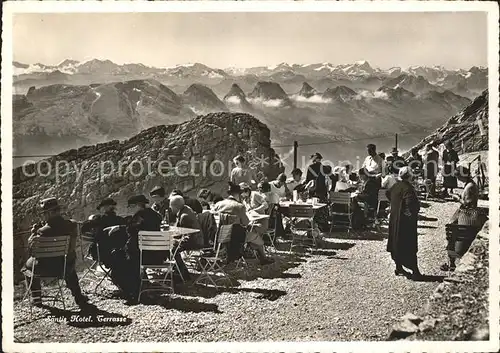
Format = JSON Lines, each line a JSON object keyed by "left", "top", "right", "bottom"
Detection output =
{"left": 288, "top": 205, "right": 317, "bottom": 252}
{"left": 329, "top": 192, "right": 353, "bottom": 233}
{"left": 78, "top": 231, "right": 111, "bottom": 293}
{"left": 23, "top": 236, "right": 70, "bottom": 317}
{"left": 137, "top": 231, "right": 177, "bottom": 301}
{"left": 194, "top": 213, "right": 236, "bottom": 288}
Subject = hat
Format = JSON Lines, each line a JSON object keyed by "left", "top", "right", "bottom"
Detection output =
{"left": 96, "top": 198, "right": 117, "bottom": 210}
{"left": 127, "top": 195, "right": 149, "bottom": 206}
{"left": 398, "top": 166, "right": 412, "bottom": 180}
{"left": 40, "top": 197, "right": 60, "bottom": 211}
{"left": 311, "top": 152, "right": 323, "bottom": 160}
{"left": 150, "top": 186, "right": 166, "bottom": 197}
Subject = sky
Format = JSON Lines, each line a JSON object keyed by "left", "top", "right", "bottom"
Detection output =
{"left": 13, "top": 12, "right": 488, "bottom": 70}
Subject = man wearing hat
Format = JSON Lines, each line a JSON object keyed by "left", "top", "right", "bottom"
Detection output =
{"left": 389, "top": 147, "right": 406, "bottom": 174}
{"left": 121, "top": 194, "right": 167, "bottom": 301}
{"left": 150, "top": 186, "right": 170, "bottom": 223}
{"left": 96, "top": 198, "right": 126, "bottom": 230}
{"left": 23, "top": 198, "right": 92, "bottom": 309}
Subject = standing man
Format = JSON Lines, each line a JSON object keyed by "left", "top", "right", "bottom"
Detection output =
{"left": 23, "top": 198, "right": 92, "bottom": 309}
{"left": 424, "top": 143, "right": 439, "bottom": 197}
{"left": 386, "top": 167, "right": 422, "bottom": 280}
{"left": 442, "top": 141, "right": 460, "bottom": 197}
{"left": 389, "top": 147, "right": 406, "bottom": 174}
{"left": 362, "top": 144, "right": 384, "bottom": 218}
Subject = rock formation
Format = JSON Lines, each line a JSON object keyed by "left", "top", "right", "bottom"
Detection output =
{"left": 322, "top": 85, "right": 357, "bottom": 101}
{"left": 298, "top": 82, "right": 317, "bottom": 98}
{"left": 223, "top": 83, "right": 253, "bottom": 111}
{"left": 248, "top": 81, "right": 292, "bottom": 106}
{"left": 13, "top": 112, "right": 283, "bottom": 231}
{"left": 409, "top": 90, "right": 488, "bottom": 154}
{"left": 182, "top": 84, "right": 228, "bottom": 113}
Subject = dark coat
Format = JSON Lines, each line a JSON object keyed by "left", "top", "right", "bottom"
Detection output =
{"left": 386, "top": 180, "right": 420, "bottom": 268}
{"left": 151, "top": 198, "right": 171, "bottom": 223}
{"left": 442, "top": 149, "right": 459, "bottom": 188}
{"left": 306, "top": 161, "right": 327, "bottom": 198}
{"left": 184, "top": 197, "right": 203, "bottom": 214}
{"left": 24, "top": 216, "right": 79, "bottom": 275}
{"left": 125, "top": 207, "right": 166, "bottom": 263}
{"left": 424, "top": 150, "right": 439, "bottom": 180}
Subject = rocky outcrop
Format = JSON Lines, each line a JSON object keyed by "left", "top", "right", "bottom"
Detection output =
{"left": 223, "top": 83, "right": 253, "bottom": 111}
{"left": 298, "top": 82, "right": 317, "bottom": 98}
{"left": 182, "top": 84, "right": 228, "bottom": 113}
{"left": 13, "top": 112, "right": 283, "bottom": 230}
{"left": 322, "top": 85, "right": 356, "bottom": 101}
{"left": 248, "top": 81, "right": 292, "bottom": 106}
{"left": 377, "top": 86, "right": 416, "bottom": 101}
{"left": 409, "top": 90, "right": 488, "bottom": 155}
{"left": 13, "top": 94, "right": 33, "bottom": 114}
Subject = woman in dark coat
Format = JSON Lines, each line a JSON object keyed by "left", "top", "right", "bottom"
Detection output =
{"left": 442, "top": 141, "right": 459, "bottom": 196}
{"left": 386, "top": 167, "right": 422, "bottom": 279}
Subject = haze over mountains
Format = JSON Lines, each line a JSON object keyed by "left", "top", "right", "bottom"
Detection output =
{"left": 12, "top": 59, "right": 486, "bottom": 168}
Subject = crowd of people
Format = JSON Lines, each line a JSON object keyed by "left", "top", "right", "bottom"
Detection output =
{"left": 22, "top": 141, "right": 486, "bottom": 309}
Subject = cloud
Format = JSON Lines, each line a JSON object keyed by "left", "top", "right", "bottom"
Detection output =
{"left": 225, "top": 96, "right": 241, "bottom": 104}
{"left": 291, "top": 94, "right": 332, "bottom": 103}
{"left": 248, "top": 98, "right": 285, "bottom": 107}
{"left": 355, "top": 90, "right": 389, "bottom": 100}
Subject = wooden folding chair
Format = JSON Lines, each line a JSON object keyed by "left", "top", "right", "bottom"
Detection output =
{"left": 23, "top": 236, "right": 70, "bottom": 317}
{"left": 264, "top": 204, "right": 279, "bottom": 253}
{"left": 329, "top": 192, "right": 353, "bottom": 233}
{"left": 288, "top": 205, "right": 317, "bottom": 252}
{"left": 375, "top": 189, "right": 390, "bottom": 224}
{"left": 195, "top": 215, "right": 235, "bottom": 288}
{"left": 138, "top": 231, "right": 177, "bottom": 301}
{"left": 78, "top": 231, "right": 111, "bottom": 294}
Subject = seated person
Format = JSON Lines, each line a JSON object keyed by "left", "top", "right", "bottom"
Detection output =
{"left": 214, "top": 182, "right": 274, "bottom": 265}
{"left": 353, "top": 168, "right": 380, "bottom": 219}
{"left": 269, "top": 173, "right": 288, "bottom": 205}
{"left": 240, "top": 183, "right": 275, "bottom": 260}
{"left": 286, "top": 168, "right": 305, "bottom": 198}
{"left": 170, "top": 189, "right": 203, "bottom": 215}
{"left": 23, "top": 198, "right": 92, "bottom": 309}
{"left": 170, "top": 196, "right": 204, "bottom": 280}
{"left": 335, "top": 166, "right": 358, "bottom": 192}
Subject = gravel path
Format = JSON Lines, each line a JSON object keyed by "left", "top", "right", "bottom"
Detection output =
{"left": 13, "top": 200, "right": 457, "bottom": 342}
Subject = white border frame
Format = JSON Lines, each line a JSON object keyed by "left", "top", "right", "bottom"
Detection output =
{"left": 2, "top": 1, "right": 499, "bottom": 352}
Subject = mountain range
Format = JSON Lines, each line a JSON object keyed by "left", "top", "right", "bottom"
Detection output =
{"left": 13, "top": 59, "right": 487, "bottom": 99}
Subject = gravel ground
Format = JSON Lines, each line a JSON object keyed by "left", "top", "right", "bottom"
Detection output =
{"left": 13, "top": 199, "right": 457, "bottom": 343}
